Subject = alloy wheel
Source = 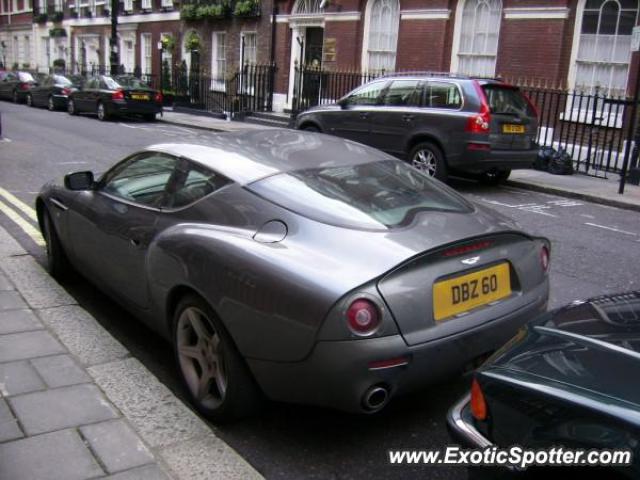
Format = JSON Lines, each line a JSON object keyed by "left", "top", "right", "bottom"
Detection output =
{"left": 412, "top": 149, "right": 437, "bottom": 177}
{"left": 68, "top": 99, "right": 75, "bottom": 115}
{"left": 176, "top": 307, "right": 227, "bottom": 410}
{"left": 48, "top": 97, "right": 55, "bottom": 111}
{"left": 97, "top": 103, "right": 105, "bottom": 121}
{"left": 27, "top": 94, "right": 33, "bottom": 107}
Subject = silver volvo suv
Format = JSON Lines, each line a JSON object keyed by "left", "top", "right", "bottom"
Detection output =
{"left": 294, "top": 74, "right": 539, "bottom": 183}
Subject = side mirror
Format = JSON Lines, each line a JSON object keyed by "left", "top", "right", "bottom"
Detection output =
{"left": 338, "top": 98, "right": 349, "bottom": 109}
{"left": 64, "top": 171, "right": 94, "bottom": 191}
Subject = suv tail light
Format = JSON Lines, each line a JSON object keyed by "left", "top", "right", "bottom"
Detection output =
{"left": 470, "top": 377, "right": 488, "bottom": 421}
{"left": 112, "top": 89, "right": 125, "bottom": 100}
{"left": 20, "top": 83, "right": 30, "bottom": 91}
{"left": 346, "top": 299, "right": 380, "bottom": 336}
{"left": 61, "top": 87, "right": 71, "bottom": 96}
{"left": 466, "top": 81, "right": 491, "bottom": 134}
{"left": 540, "top": 245, "right": 550, "bottom": 272}
{"left": 154, "top": 91, "right": 163, "bottom": 103}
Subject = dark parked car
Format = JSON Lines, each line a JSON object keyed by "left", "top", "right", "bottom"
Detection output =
{"left": 27, "top": 74, "right": 82, "bottom": 110}
{"left": 67, "top": 74, "right": 162, "bottom": 121}
{"left": 37, "top": 129, "right": 549, "bottom": 421}
{"left": 295, "top": 75, "right": 539, "bottom": 183}
{"left": 0, "top": 71, "right": 37, "bottom": 103}
{"left": 448, "top": 291, "right": 640, "bottom": 477}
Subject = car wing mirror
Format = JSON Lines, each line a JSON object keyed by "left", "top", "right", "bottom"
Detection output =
{"left": 64, "top": 171, "right": 95, "bottom": 191}
{"left": 337, "top": 98, "right": 349, "bottom": 109}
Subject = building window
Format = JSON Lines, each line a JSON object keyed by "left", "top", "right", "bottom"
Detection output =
{"left": 211, "top": 32, "right": 226, "bottom": 86}
{"left": 456, "top": 0, "right": 502, "bottom": 77}
{"left": 575, "top": 0, "right": 639, "bottom": 95}
{"left": 240, "top": 32, "right": 256, "bottom": 65}
{"left": 41, "top": 36, "right": 50, "bottom": 70}
{"left": 161, "top": 0, "right": 172, "bottom": 7}
{"left": 124, "top": 0, "right": 132, "bottom": 11}
{"left": 23, "top": 36, "right": 30, "bottom": 66}
{"left": 141, "top": 0, "right": 151, "bottom": 10}
{"left": 38, "top": 0, "right": 46, "bottom": 13}
{"left": 364, "top": 0, "right": 399, "bottom": 72}
{"left": 54, "top": 0, "right": 62, "bottom": 11}
{"left": 141, "top": 33, "right": 152, "bottom": 74}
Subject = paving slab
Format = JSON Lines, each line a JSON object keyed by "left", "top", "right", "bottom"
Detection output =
{"left": 80, "top": 419, "right": 154, "bottom": 474}
{"left": 0, "top": 397, "right": 23, "bottom": 442}
{"left": 0, "top": 224, "right": 27, "bottom": 257}
{"left": 0, "top": 429, "right": 103, "bottom": 480}
{"left": 0, "top": 273, "right": 12, "bottom": 291}
{"left": 0, "top": 360, "right": 46, "bottom": 396}
{"left": 0, "top": 290, "right": 28, "bottom": 311}
{"left": 0, "top": 330, "right": 65, "bottom": 363}
{"left": 0, "top": 309, "right": 44, "bottom": 334}
{"left": 37, "top": 305, "right": 129, "bottom": 366}
{"left": 0, "top": 256, "right": 76, "bottom": 309}
{"left": 31, "top": 354, "right": 92, "bottom": 388}
{"left": 9, "top": 383, "right": 118, "bottom": 435}
{"left": 88, "top": 357, "right": 210, "bottom": 448}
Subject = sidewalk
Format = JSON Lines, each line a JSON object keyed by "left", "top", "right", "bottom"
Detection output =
{"left": 0, "top": 226, "right": 262, "bottom": 480}
{"left": 158, "top": 110, "right": 640, "bottom": 212}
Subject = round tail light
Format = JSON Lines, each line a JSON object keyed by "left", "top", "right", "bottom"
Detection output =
{"left": 346, "top": 299, "right": 380, "bottom": 336}
{"left": 470, "top": 377, "right": 488, "bottom": 421}
{"left": 540, "top": 245, "right": 550, "bottom": 272}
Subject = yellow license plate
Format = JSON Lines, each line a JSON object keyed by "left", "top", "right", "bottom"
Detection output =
{"left": 433, "top": 263, "right": 511, "bottom": 322}
{"left": 131, "top": 94, "right": 149, "bottom": 101}
{"left": 502, "top": 124, "right": 525, "bottom": 134}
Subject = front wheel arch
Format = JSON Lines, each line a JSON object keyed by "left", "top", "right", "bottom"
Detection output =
{"left": 299, "top": 122, "right": 322, "bottom": 133}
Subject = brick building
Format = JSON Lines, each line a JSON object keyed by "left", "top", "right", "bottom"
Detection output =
{"left": 0, "top": 0, "right": 35, "bottom": 69}
{"left": 272, "top": 0, "right": 640, "bottom": 111}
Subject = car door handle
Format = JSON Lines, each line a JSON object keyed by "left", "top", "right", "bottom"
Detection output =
{"left": 129, "top": 238, "right": 141, "bottom": 247}
{"left": 403, "top": 114, "right": 414, "bottom": 121}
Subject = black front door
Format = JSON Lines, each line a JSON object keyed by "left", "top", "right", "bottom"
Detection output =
{"left": 301, "top": 27, "right": 324, "bottom": 108}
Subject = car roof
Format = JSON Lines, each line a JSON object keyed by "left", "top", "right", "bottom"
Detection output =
{"left": 146, "top": 129, "right": 391, "bottom": 185}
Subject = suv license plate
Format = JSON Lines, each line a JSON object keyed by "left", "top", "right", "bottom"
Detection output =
{"left": 503, "top": 124, "right": 525, "bottom": 134}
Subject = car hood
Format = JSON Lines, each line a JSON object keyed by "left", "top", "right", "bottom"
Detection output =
{"left": 485, "top": 291, "right": 640, "bottom": 407}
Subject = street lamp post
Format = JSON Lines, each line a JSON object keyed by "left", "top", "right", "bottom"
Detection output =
{"left": 158, "top": 41, "right": 163, "bottom": 96}
{"left": 109, "top": 0, "right": 119, "bottom": 75}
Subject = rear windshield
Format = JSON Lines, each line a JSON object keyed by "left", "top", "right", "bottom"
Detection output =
{"left": 102, "top": 76, "right": 122, "bottom": 90}
{"left": 482, "top": 85, "right": 535, "bottom": 117}
{"left": 248, "top": 160, "right": 471, "bottom": 230}
{"left": 115, "top": 76, "right": 151, "bottom": 89}
{"left": 18, "top": 72, "right": 35, "bottom": 82}
{"left": 54, "top": 75, "right": 74, "bottom": 86}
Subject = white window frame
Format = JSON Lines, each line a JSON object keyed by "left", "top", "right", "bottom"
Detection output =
{"left": 141, "top": 0, "right": 152, "bottom": 10}
{"left": 140, "top": 33, "right": 152, "bottom": 74}
{"left": 124, "top": 0, "right": 133, "bottom": 11}
{"left": 211, "top": 31, "right": 226, "bottom": 90}
{"left": 38, "top": 0, "right": 46, "bottom": 14}
{"left": 240, "top": 31, "right": 257, "bottom": 66}
{"left": 161, "top": 0, "right": 173, "bottom": 7}
{"left": 54, "top": 0, "right": 62, "bottom": 11}
{"left": 450, "top": 0, "right": 502, "bottom": 77}
{"left": 361, "top": 0, "right": 400, "bottom": 73}
{"left": 23, "top": 35, "right": 30, "bottom": 66}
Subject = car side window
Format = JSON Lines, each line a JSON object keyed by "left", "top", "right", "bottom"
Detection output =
{"left": 381, "top": 80, "right": 422, "bottom": 107}
{"left": 166, "top": 160, "right": 231, "bottom": 209}
{"left": 424, "top": 82, "right": 462, "bottom": 109}
{"left": 4, "top": 73, "right": 16, "bottom": 82}
{"left": 101, "top": 153, "right": 179, "bottom": 208}
{"left": 344, "top": 81, "right": 388, "bottom": 107}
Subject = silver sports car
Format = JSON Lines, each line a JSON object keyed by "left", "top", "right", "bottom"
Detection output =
{"left": 37, "top": 129, "right": 550, "bottom": 421}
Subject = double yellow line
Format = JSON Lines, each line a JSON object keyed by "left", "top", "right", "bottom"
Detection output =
{"left": 0, "top": 187, "right": 45, "bottom": 247}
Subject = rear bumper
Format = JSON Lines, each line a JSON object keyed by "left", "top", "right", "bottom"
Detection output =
{"left": 447, "top": 393, "right": 493, "bottom": 448}
{"left": 109, "top": 101, "right": 162, "bottom": 115}
{"left": 451, "top": 147, "right": 538, "bottom": 174}
{"left": 248, "top": 280, "right": 548, "bottom": 413}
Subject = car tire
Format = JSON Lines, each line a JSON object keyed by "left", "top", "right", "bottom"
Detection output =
{"left": 67, "top": 98, "right": 77, "bottom": 115}
{"left": 173, "top": 294, "right": 262, "bottom": 423}
{"left": 48, "top": 96, "right": 56, "bottom": 111}
{"left": 97, "top": 102, "right": 109, "bottom": 121}
{"left": 12, "top": 90, "right": 19, "bottom": 104}
{"left": 409, "top": 142, "right": 447, "bottom": 182}
{"left": 302, "top": 124, "right": 320, "bottom": 133}
{"left": 143, "top": 113, "right": 156, "bottom": 122}
{"left": 26, "top": 94, "right": 34, "bottom": 107}
{"left": 42, "top": 210, "right": 73, "bottom": 280}
{"left": 479, "top": 168, "right": 511, "bottom": 185}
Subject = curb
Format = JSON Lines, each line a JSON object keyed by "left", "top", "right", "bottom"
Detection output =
{"left": 158, "top": 118, "right": 227, "bottom": 133}
{"left": 0, "top": 225, "right": 263, "bottom": 480}
{"left": 506, "top": 179, "right": 640, "bottom": 214}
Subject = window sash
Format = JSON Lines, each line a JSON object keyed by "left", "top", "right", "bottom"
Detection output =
{"left": 457, "top": 0, "right": 501, "bottom": 76}
{"left": 367, "top": 0, "right": 399, "bottom": 72}
{"left": 141, "top": 0, "right": 151, "bottom": 9}
{"left": 241, "top": 33, "right": 256, "bottom": 65}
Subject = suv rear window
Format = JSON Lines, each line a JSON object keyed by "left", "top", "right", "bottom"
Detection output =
{"left": 18, "top": 72, "right": 35, "bottom": 82}
{"left": 482, "top": 85, "right": 535, "bottom": 117}
{"left": 248, "top": 160, "right": 471, "bottom": 230}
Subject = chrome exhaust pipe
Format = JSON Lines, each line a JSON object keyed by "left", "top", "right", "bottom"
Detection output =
{"left": 362, "top": 385, "right": 389, "bottom": 412}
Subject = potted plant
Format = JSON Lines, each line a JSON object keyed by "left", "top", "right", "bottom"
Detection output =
{"left": 34, "top": 12, "right": 48, "bottom": 23}
{"left": 160, "top": 34, "right": 176, "bottom": 53}
{"left": 184, "top": 31, "right": 201, "bottom": 52}
{"left": 53, "top": 58, "right": 66, "bottom": 71}
{"left": 180, "top": 3, "right": 197, "bottom": 20}
{"left": 49, "top": 27, "right": 67, "bottom": 38}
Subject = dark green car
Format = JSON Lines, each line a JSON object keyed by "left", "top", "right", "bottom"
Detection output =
{"left": 67, "top": 74, "right": 162, "bottom": 121}
{"left": 448, "top": 291, "right": 640, "bottom": 478}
